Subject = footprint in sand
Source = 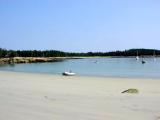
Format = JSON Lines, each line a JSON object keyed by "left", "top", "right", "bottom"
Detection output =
{"left": 44, "top": 96, "right": 58, "bottom": 101}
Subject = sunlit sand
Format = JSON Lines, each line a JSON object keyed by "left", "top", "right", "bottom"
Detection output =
{"left": 0, "top": 71, "right": 160, "bottom": 120}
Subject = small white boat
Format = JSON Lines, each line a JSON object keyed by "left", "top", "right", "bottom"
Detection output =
{"left": 136, "top": 51, "right": 139, "bottom": 60}
{"left": 153, "top": 51, "right": 156, "bottom": 61}
{"left": 62, "top": 71, "right": 76, "bottom": 76}
{"left": 136, "top": 56, "right": 139, "bottom": 60}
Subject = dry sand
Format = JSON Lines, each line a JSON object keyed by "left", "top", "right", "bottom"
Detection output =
{"left": 0, "top": 71, "right": 160, "bottom": 120}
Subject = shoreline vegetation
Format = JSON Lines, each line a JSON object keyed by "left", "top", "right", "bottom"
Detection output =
{"left": 0, "top": 48, "right": 160, "bottom": 64}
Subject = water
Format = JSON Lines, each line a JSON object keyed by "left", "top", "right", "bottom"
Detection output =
{"left": 0, "top": 58, "right": 160, "bottom": 78}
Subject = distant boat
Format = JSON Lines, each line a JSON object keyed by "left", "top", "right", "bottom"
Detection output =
{"left": 141, "top": 57, "right": 146, "bottom": 64}
{"left": 142, "top": 60, "right": 146, "bottom": 64}
{"left": 62, "top": 71, "right": 76, "bottom": 76}
{"left": 136, "top": 51, "right": 139, "bottom": 60}
{"left": 94, "top": 60, "right": 98, "bottom": 64}
{"left": 153, "top": 51, "right": 156, "bottom": 61}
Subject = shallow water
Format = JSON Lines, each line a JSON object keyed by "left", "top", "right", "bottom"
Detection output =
{"left": 0, "top": 57, "right": 160, "bottom": 78}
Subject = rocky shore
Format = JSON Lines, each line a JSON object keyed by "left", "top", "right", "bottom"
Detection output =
{"left": 0, "top": 57, "right": 72, "bottom": 64}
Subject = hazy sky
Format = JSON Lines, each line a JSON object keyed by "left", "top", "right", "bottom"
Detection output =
{"left": 0, "top": 0, "right": 160, "bottom": 52}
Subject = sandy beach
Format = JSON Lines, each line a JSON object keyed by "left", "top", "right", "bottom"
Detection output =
{"left": 0, "top": 71, "right": 160, "bottom": 120}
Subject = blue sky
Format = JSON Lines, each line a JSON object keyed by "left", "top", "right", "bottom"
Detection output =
{"left": 0, "top": 0, "right": 160, "bottom": 52}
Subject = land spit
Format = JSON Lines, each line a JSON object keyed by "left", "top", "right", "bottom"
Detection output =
{"left": 0, "top": 57, "right": 81, "bottom": 64}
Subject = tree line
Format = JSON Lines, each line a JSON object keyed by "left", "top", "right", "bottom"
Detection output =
{"left": 0, "top": 48, "right": 160, "bottom": 58}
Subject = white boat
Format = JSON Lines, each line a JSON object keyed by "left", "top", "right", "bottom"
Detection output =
{"left": 153, "top": 51, "right": 156, "bottom": 61}
{"left": 62, "top": 71, "right": 76, "bottom": 76}
{"left": 136, "top": 56, "right": 139, "bottom": 60}
{"left": 136, "top": 51, "right": 139, "bottom": 60}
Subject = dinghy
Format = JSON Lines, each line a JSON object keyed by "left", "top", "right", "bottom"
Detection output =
{"left": 62, "top": 71, "right": 76, "bottom": 76}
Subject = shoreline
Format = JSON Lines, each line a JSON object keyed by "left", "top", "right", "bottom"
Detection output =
{"left": 0, "top": 57, "right": 84, "bottom": 64}
{"left": 0, "top": 70, "right": 160, "bottom": 80}
{"left": 0, "top": 56, "right": 159, "bottom": 64}
{"left": 0, "top": 71, "right": 160, "bottom": 120}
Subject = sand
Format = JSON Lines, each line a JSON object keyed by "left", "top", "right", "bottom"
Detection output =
{"left": 0, "top": 71, "right": 160, "bottom": 120}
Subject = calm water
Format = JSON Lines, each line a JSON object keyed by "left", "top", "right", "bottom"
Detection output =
{"left": 0, "top": 58, "right": 160, "bottom": 78}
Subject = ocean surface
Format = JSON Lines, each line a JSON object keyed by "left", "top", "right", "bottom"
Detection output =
{"left": 0, "top": 57, "right": 160, "bottom": 78}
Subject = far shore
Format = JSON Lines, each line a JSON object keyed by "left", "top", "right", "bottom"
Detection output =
{"left": 0, "top": 56, "right": 159, "bottom": 64}
{"left": 0, "top": 71, "right": 160, "bottom": 120}
{"left": 0, "top": 57, "right": 83, "bottom": 64}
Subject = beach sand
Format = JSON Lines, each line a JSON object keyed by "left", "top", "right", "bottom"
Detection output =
{"left": 0, "top": 71, "right": 160, "bottom": 120}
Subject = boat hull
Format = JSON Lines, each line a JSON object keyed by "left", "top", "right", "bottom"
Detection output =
{"left": 62, "top": 72, "right": 75, "bottom": 76}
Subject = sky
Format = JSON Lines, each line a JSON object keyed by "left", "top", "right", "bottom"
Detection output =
{"left": 0, "top": 0, "right": 160, "bottom": 52}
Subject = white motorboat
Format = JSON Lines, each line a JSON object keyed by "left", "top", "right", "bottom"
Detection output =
{"left": 62, "top": 71, "right": 76, "bottom": 76}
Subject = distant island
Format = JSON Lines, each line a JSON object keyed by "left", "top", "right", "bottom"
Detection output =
{"left": 0, "top": 48, "right": 159, "bottom": 64}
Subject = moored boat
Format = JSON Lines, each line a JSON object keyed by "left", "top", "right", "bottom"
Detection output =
{"left": 136, "top": 51, "right": 139, "bottom": 60}
{"left": 141, "top": 57, "right": 146, "bottom": 64}
{"left": 142, "top": 60, "right": 146, "bottom": 64}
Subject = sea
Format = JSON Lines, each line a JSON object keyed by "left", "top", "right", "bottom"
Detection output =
{"left": 0, "top": 57, "right": 160, "bottom": 78}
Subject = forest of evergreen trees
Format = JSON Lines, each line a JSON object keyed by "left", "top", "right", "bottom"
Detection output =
{"left": 0, "top": 48, "right": 160, "bottom": 58}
